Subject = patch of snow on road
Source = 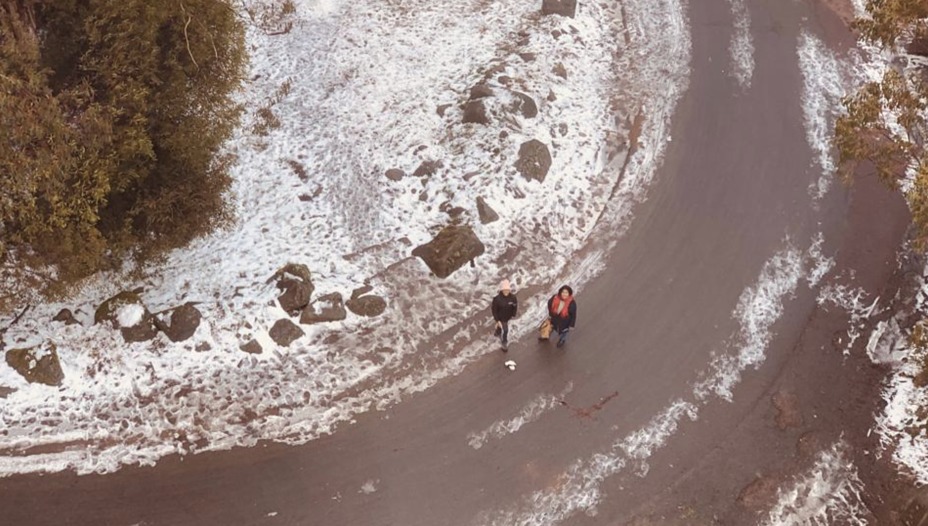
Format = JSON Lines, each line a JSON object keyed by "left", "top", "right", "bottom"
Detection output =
{"left": 816, "top": 278, "right": 879, "bottom": 356}
{"left": 762, "top": 441, "right": 870, "bottom": 526}
{"left": 726, "top": 0, "right": 754, "bottom": 89}
{"left": 797, "top": 30, "right": 853, "bottom": 201}
{"left": 467, "top": 382, "right": 573, "bottom": 450}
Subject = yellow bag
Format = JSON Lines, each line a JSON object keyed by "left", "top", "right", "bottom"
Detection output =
{"left": 539, "top": 318, "right": 552, "bottom": 340}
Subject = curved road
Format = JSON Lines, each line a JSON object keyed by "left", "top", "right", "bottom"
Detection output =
{"left": 0, "top": 0, "right": 912, "bottom": 524}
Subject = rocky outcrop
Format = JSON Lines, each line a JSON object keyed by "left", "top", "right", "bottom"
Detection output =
{"left": 271, "top": 263, "right": 314, "bottom": 315}
{"left": 412, "top": 225, "right": 486, "bottom": 278}
{"left": 476, "top": 196, "right": 499, "bottom": 224}
{"left": 52, "top": 309, "right": 79, "bottom": 326}
{"left": 6, "top": 343, "right": 64, "bottom": 386}
{"left": 159, "top": 303, "right": 202, "bottom": 343}
{"left": 300, "top": 293, "right": 347, "bottom": 324}
{"left": 514, "top": 139, "right": 552, "bottom": 182}
{"left": 95, "top": 291, "right": 159, "bottom": 343}
{"left": 346, "top": 294, "right": 387, "bottom": 317}
{"left": 542, "top": 0, "right": 577, "bottom": 18}
{"left": 269, "top": 319, "right": 304, "bottom": 347}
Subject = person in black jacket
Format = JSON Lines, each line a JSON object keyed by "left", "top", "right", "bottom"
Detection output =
{"left": 548, "top": 285, "right": 577, "bottom": 348}
{"left": 491, "top": 279, "right": 518, "bottom": 351}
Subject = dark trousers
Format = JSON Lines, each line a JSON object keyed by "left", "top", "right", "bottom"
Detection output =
{"left": 499, "top": 321, "right": 510, "bottom": 345}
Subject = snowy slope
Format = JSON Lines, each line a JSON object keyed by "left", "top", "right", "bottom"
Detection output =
{"left": 0, "top": 0, "right": 688, "bottom": 475}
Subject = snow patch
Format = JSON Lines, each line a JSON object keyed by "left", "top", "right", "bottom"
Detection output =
{"left": 467, "top": 382, "right": 573, "bottom": 450}
{"left": 116, "top": 304, "right": 145, "bottom": 328}
{"left": 726, "top": 0, "right": 754, "bottom": 89}
{"left": 762, "top": 441, "right": 870, "bottom": 526}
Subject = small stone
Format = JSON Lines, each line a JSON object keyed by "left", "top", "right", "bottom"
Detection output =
{"left": 346, "top": 295, "right": 387, "bottom": 317}
{"left": 240, "top": 339, "right": 263, "bottom": 354}
{"left": 52, "top": 309, "right": 79, "bottom": 326}
{"left": 476, "top": 196, "right": 500, "bottom": 224}
{"left": 269, "top": 319, "right": 304, "bottom": 347}
{"left": 385, "top": 168, "right": 405, "bottom": 181}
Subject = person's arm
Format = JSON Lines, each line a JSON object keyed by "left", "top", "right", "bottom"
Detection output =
{"left": 491, "top": 297, "right": 501, "bottom": 322}
{"left": 512, "top": 296, "right": 519, "bottom": 318}
{"left": 568, "top": 302, "right": 577, "bottom": 328}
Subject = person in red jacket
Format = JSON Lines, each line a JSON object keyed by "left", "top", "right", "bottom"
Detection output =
{"left": 491, "top": 279, "right": 518, "bottom": 351}
{"left": 548, "top": 285, "right": 577, "bottom": 348}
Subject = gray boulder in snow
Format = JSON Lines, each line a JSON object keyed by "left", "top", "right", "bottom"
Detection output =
{"left": 240, "top": 339, "right": 263, "bottom": 354}
{"left": 542, "top": 0, "right": 577, "bottom": 18}
{"left": 6, "top": 343, "right": 64, "bottom": 386}
{"left": 160, "top": 303, "right": 202, "bottom": 343}
{"left": 271, "top": 263, "right": 314, "bottom": 314}
{"left": 94, "top": 291, "right": 159, "bottom": 343}
{"left": 510, "top": 92, "right": 538, "bottom": 119}
{"left": 514, "top": 139, "right": 552, "bottom": 182}
{"left": 269, "top": 319, "right": 304, "bottom": 347}
{"left": 413, "top": 160, "right": 443, "bottom": 178}
{"left": 462, "top": 100, "right": 490, "bottom": 125}
{"left": 346, "top": 294, "right": 387, "bottom": 317}
{"left": 300, "top": 293, "right": 347, "bottom": 324}
{"left": 412, "top": 225, "right": 486, "bottom": 278}
{"left": 476, "top": 196, "right": 500, "bottom": 224}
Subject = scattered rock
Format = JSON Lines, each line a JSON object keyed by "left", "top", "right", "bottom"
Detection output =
{"left": 195, "top": 342, "right": 212, "bottom": 352}
{"left": 446, "top": 206, "right": 467, "bottom": 219}
{"left": 161, "top": 303, "right": 202, "bottom": 343}
{"left": 240, "top": 339, "right": 263, "bottom": 354}
{"left": 510, "top": 92, "right": 538, "bottom": 119}
{"left": 413, "top": 160, "right": 443, "bottom": 178}
{"left": 121, "top": 318, "right": 159, "bottom": 343}
{"left": 269, "top": 319, "right": 304, "bottom": 347}
{"left": 271, "top": 263, "right": 314, "bottom": 314}
{"left": 514, "top": 139, "right": 552, "bottom": 182}
{"left": 553, "top": 62, "right": 568, "bottom": 79}
{"left": 0, "top": 386, "right": 14, "bottom": 398}
{"left": 772, "top": 390, "right": 803, "bottom": 430}
{"left": 476, "top": 196, "right": 500, "bottom": 224}
{"left": 518, "top": 52, "right": 536, "bottom": 62}
{"left": 437, "top": 103, "right": 451, "bottom": 116}
{"left": 558, "top": 122, "right": 569, "bottom": 136}
{"left": 547, "top": 90, "right": 557, "bottom": 102}
{"left": 52, "top": 308, "right": 79, "bottom": 326}
{"left": 462, "top": 100, "right": 490, "bottom": 125}
{"left": 94, "top": 291, "right": 144, "bottom": 326}
{"left": 412, "top": 225, "right": 486, "bottom": 278}
{"left": 351, "top": 285, "right": 374, "bottom": 299}
{"left": 385, "top": 168, "right": 405, "bottom": 181}
{"left": 469, "top": 83, "right": 494, "bottom": 100}
{"left": 737, "top": 475, "right": 779, "bottom": 509}
{"left": 6, "top": 343, "right": 64, "bottom": 386}
{"left": 300, "top": 293, "right": 348, "bottom": 324}
{"left": 542, "top": 0, "right": 577, "bottom": 17}
{"left": 346, "top": 295, "right": 387, "bottom": 317}
{"left": 498, "top": 75, "right": 512, "bottom": 86}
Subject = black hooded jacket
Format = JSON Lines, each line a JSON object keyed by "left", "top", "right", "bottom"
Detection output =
{"left": 492, "top": 292, "right": 518, "bottom": 323}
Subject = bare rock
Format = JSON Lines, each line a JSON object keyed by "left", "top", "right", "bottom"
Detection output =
{"left": 240, "top": 339, "right": 263, "bottom": 354}
{"left": 272, "top": 263, "right": 314, "bottom": 314}
{"left": 52, "top": 309, "right": 79, "bottom": 326}
{"left": 437, "top": 104, "right": 451, "bottom": 116}
{"left": 6, "top": 343, "right": 64, "bottom": 386}
{"left": 772, "top": 390, "right": 803, "bottom": 430}
{"left": 469, "top": 83, "right": 494, "bottom": 100}
{"left": 161, "top": 303, "right": 202, "bottom": 343}
{"left": 95, "top": 291, "right": 143, "bottom": 326}
{"left": 462, "top": 100, "right": 490, "bottom": 125}
{"left": 514, "top": 139, "right": 552, "bottom": 182}
{"left": 476, "top": 196, "right": 500, "bottom": 224}
{"left": 385, "top": 168, "right": 405, "bottom": 181}
{"left": 0, "top": 386, "right": 14, "bottom": 398}
{"left": 95, "top": 291, "right": 159, "bottom": 343}
{"left": 413, "top": 160, "right": 443, "bottom": 178}
{"left": 346, "top": 295, "right": 387, "bottom": 317}
{"left": 269, "top": 319, "right": 304, "bottom": 347}
{"left": 542, "top": 0, "right": 577, "bottom": 18}
{"left": 510, "top": 92, "right": 538, "bottom": 119}
{"left": 412, "top": 225, "right": 486, "bottom": 278}
{"left": 553, "top": 62, "right": 568, "bottom": 79}
{"left": 300, "top": 293, "right": 348, "bottom": 324}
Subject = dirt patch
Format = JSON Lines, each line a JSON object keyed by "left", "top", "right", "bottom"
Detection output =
{"left": 817, "top": 0, "right": 856, "bottom": 26}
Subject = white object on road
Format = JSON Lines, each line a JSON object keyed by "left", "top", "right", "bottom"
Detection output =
{"left": 504, "top": 360, "right": 516, "bottom": 371}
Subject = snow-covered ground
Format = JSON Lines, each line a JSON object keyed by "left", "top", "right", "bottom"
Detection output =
{"left": 0, "top": 0, "right": 686, "bottom": 475}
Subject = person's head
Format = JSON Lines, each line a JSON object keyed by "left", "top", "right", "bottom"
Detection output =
{"left": 558, "top": 285, "right": 573, "bottom": 300}
{"left": 500, "top": 279, "right": 511, "bottom": 295}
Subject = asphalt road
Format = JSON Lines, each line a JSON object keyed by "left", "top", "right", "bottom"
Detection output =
{"left": 0, "top": 0, "right": 912, "bottom": 525}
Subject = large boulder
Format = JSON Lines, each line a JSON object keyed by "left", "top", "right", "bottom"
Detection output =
{"left": 300, "top": 293, "right": 348, "bottom": 324}
{"left": 95, "top": 291, "right": 159, "bottom": 343}
{"left": 514, "top": 139, "right": 552, "bottom": 182}
{"left": 346, "top": 294, "right": 387, "bottom": 317}
{"left": 6, "top": 343, "right": 64, "bottom": 386}
{"left": 269, "top": 319, "right": 304, "bottom": 347}
{"left": 510, "top": 92, "right": 538, "bottom": 119}
{"left": 271, "top": 263, "right": 314, "bottom": 314}
{"left": 160, "top": 303, "right": 202, "bottom": 343}
{"left": 462, "top": 100, "right": 490, "bottom": 125}
{"left": 412, "top": 225, "right": 486, "bottom": 278}
{"left": 542, "top": 0, "right": 577, "bottom": 17}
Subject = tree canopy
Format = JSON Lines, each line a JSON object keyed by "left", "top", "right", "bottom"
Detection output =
{"left": 0, "top": 0, "right": 245, "bottom": 296}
